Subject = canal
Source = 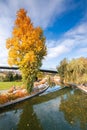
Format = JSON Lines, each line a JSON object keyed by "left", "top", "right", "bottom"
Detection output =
{"left": 0, "top": 85, "right": 87, "bottom": 130}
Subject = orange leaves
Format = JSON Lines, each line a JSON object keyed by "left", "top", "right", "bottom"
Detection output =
{"left": 27, "top": 51, "right": 36, "bottom": 63}
{"left": 8, "top": 58, "right": 17, "bottom": 66}
{"left": 15, "top": 9, "right": 27, "bottom": 26}
{"left": 0, "top": 94, "right": 9, "bottom": 104}
{"left": 23, "top": 51, "right": 36, "bottom": 64}
{"left": 17, "top": 8, "right": 27, "bottom": 18}
{"left": 0, "top": 88, "right": 28, "bottom": 104}
{"left": 6, "top": 38, "right": 13, "bottom": 49}
{"left": 9, "top": 49, "right": 17, "bottom": 58}
{"left": 6, "top": 8, "right": 47, "bottom": 92}
{"left": 6, "top": 8, "right": 47, "bottom": 67}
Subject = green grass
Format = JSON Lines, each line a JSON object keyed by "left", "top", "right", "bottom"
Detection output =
{"left": 0, "top": 81, "right": 23, "bottom": 90}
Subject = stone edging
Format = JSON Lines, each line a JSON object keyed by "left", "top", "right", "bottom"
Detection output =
{"left": 65, "top": 82, "right": 87, "bottom": 94}
{"left": 77, "top": 86, "right": 87, "bottom": 94}
{"left": 40, "top": 86, "right": 67, "bottom": 96}
{"left": 0, "top": 85, "right": 49, "bottom": 109}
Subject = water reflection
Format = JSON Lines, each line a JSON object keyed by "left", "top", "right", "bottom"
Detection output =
{"left": 0, "top": 109, "right": 22, "bottom": 130}
{"left": 33, "top": 97, "right": 64, "bottom": 130}
{"left": 59, "top": 89, "right": 87, "bottom": 130}
{"left": 0, "top": 87, "right": 87, "bottom": 130}
{"left": 17, "top": 102, "right": 43, "bottom": 130}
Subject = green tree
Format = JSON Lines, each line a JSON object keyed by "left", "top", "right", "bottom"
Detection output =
{"left": 4, "top": 72, "right": 13, "bottom": 81}
{"left": 57, "top": 58, "right": 68, "bottom": 83}
{"left": 57, "top": 57, "right": 87, "bottom": 84}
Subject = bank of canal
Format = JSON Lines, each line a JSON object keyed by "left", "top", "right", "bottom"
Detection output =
{"left": 0, "top": 85, "right": 87, "bottom": 130}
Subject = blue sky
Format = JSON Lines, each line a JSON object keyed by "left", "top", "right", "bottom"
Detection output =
{"left": 0, "top": 0, "right": 87, "bottom": 69}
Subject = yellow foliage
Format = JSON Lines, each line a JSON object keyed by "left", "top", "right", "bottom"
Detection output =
{"left": 6, "top": 8, "right": 47, "bottom": 92}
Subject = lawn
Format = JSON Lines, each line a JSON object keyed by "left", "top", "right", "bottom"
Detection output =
{"left": 0, "top": 81, "right": 23, "bottom": 90}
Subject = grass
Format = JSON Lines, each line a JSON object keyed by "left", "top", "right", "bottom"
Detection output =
{"left": 0, "top": 81, "right": 23, "bottom": 90}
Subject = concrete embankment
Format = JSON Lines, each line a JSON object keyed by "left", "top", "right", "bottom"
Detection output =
{"left": 77, "top": 85, "right": 87, "bottom": 94}
{"left": 64, "top": 82, "right": 87, "bottom": 94}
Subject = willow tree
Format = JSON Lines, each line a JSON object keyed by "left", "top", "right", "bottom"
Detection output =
{"left": 6, "top": 9, "right": 47, "bottom": 92}
{"left": 57, "top": 58, "right": 68, "bottom": 83}
{"left": 57, "top": 57, "right": 87, "bottom": 84}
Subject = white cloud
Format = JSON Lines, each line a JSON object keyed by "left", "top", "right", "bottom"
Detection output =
{"left": 0, "top": 0, "right": 70, "bottom": 29}
{"left": 0, "top": 17, "right": 13, "bottom": 66}
{"left": 45, "top": 36, "right": 75, "bottom": 60}
{"left": 46, "top": 40, "right": 73, "bottom": 59}
{"left": 26, "top": 0, "right": 67, "bottom": 28}
{"left": 79, "top": 48, "right": 87, "bottom": 52}
{"left": 0, "top": 0, "right": 72, "bottom": 66}
{"left": 0, "top": 0, "right": 86, "bottom": 68}
{"left": 43, "top": 20, "right": 87, "bottom": 68}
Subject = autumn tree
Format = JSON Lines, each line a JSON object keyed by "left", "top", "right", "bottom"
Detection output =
{"left": 57, "top": 57, "right": 87, "bottom": 84}
{"left": 6, "top": 9, "right": 47, "bottom": 92}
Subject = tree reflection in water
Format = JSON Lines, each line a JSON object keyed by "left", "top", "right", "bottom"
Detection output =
{"left": 0, "top": 87, "right": 87, "bottom": 130}
{"left": 17, "top": 101, "right": 43, "bottom": 130}
{"left": 59, "top": 89, "right": 87, "bottom": 130}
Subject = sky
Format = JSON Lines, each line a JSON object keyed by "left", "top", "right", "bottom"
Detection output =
{"left": 0, "top": 0, "right": 87, "bottom": 70}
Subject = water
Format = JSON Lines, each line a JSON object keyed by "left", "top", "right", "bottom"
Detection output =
{"left": 0, "top": 85, "right": 87, "bottom": 130}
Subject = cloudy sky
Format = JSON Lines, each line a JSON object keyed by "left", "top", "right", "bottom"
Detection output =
{"left": 0, "top": 0, "right": 87, "bottom": 69}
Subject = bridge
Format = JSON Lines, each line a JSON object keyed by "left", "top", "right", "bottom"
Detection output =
{"left": 0, "top": 66, "right": 57, "bottom": 74}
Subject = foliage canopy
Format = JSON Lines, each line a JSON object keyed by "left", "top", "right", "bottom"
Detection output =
{"left": 6, "top": 8, "right": 47, "bottom": 92}
{"left": 57, "top": 57, "right": 87, "bottom": 84}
